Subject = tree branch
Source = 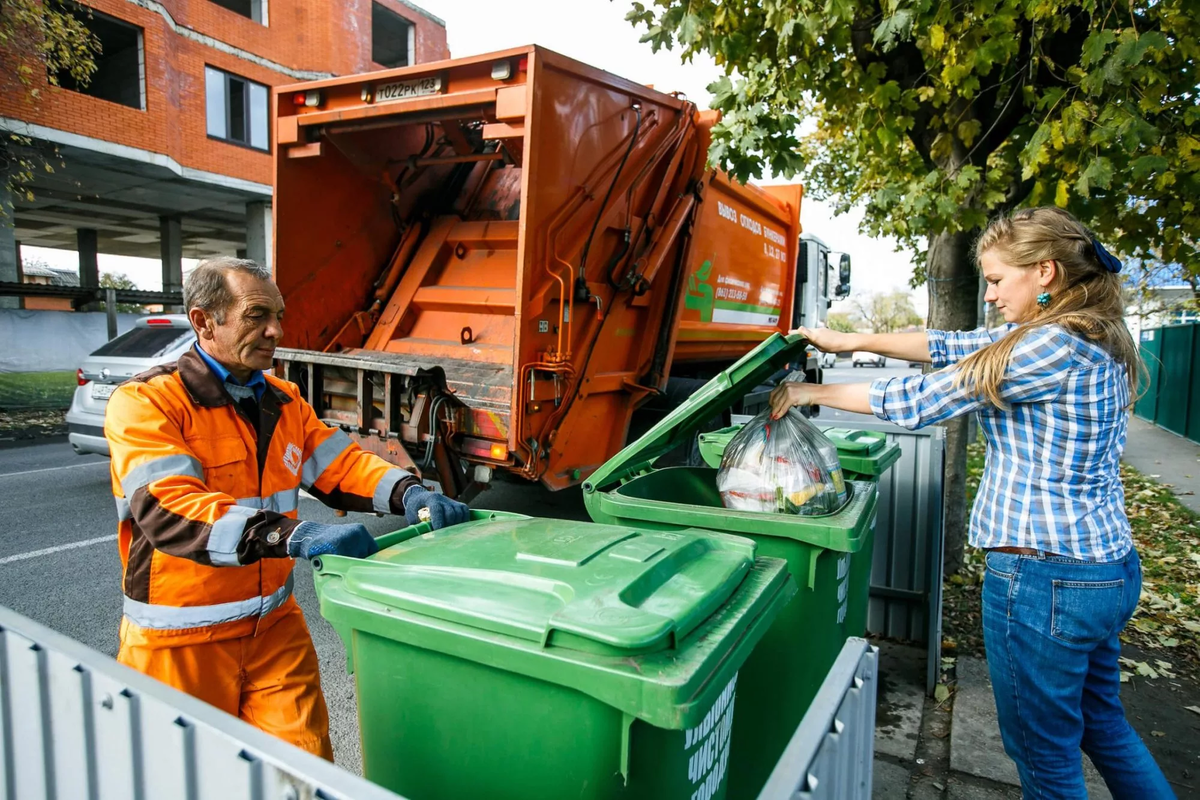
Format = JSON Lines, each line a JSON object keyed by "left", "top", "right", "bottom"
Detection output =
{"left": 972, "top": 16, "right": 1034, "bottom": 162}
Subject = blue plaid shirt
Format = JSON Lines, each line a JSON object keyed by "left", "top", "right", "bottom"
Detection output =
{"left": 869, "top": 325, "right": 1132, "bottom": 562}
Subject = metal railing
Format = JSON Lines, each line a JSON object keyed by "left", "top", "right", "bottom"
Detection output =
{"left": 757, "top": 638, "right": 878, "bottom": 800}
{"left": 0, "top": 605, "right": 405, "bottom": 800}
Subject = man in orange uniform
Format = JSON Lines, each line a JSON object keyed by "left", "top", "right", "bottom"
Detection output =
{"left": 104, "top": 256, "right": 469, "bottom": 758}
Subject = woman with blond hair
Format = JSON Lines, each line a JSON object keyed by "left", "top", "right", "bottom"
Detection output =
{"left": 770, "top": 206, "right": 1173, "bottom": 799}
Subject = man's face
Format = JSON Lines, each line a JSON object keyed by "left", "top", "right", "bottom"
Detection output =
{"left": 191, "top": 271, "right": 285, "bottom": 380}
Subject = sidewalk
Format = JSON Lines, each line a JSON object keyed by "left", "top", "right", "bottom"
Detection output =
{"left": 1122, "top": 416, "right": 1200, "bottom": 516}
{"left": 870, "top": 416, "right": 1200, "bottom": 799}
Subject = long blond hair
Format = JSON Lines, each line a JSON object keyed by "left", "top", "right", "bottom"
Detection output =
{"left": 954, "top": 207, "right": 1144, "bottom": 408}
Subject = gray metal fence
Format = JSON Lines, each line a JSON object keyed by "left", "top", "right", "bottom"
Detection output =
{"left": 0, "top": 605, "right": 405, "bottom": 800}
{"left": 820, "top": 421, "right": 945, "bottom": 695}
{"left": 757, "top": 638, "right": 878, "bottom": 800}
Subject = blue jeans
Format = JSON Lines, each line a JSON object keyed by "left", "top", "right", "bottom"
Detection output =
{"left": 982, "top": 548, "right": 1175, "bottom": 799}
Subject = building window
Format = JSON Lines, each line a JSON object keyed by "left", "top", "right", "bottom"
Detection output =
{"left": 54, "top": 6, "right": 145, "bottom": 110}
{"left": 372, "top": 2, "right": 414, "bottom": 68}
{"left": 209, "top": 0, "right": 267, "bottom": 24}
{"left": 205, "top": 66, "right": 269, "bottom": 151}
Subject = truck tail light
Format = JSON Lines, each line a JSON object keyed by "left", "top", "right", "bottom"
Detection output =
{"left": 293, "top": 90, "right": 322, "bottom": 107}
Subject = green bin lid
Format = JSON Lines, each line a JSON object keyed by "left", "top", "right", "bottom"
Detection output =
{"left": 821, "top": 427, "right": 885, "bottom": 455}
{"left": 585, "top": 333, "right": 809, "bottom": 492}
{"left": 313, "top": 517, "right": 797, "bottom": 729}
{"left": 316, "top": 517, "right": 755, "bottom": 656}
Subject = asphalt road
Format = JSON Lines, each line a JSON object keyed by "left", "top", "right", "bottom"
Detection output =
{"left": 0, "top": 438, "right": 592, "bottom": 774}
{"left": 0, "top": 362, "right": 916, "bottom": 774}
{"left": 818, "top": 357, "right": 921, "bottom": 424}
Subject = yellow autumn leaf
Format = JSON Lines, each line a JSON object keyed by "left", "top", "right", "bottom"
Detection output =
{"left": 930, "top": 25, "right": 945, "bottom": 51}
{"left": 1055, "top": 179, "right": 1069, "bottom": 207}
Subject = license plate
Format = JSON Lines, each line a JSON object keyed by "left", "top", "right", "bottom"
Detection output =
{"left": 375, "top": 76, "right": 443, "bottom": 103}
{"left": 91, "top": 383, "right": 116, "bottom": 400}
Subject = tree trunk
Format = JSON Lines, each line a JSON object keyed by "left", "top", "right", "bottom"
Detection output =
{"left": 926, "top": 229, "right": 981, "bottom": 575}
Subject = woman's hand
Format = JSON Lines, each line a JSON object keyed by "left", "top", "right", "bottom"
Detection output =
{"left": 794, "top": 326, "right": 853, "bottom": 353}
{"left": 769, "top": 381, "right": 818, "bottom": 420}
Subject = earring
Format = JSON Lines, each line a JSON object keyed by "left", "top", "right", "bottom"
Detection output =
{"left": 1037, "top": 292, "right": 1052, "bottom": 308}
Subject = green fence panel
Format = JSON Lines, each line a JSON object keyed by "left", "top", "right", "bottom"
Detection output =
{"left": 1188, "top": 327, "right": 1200, "bottom": 444}
{"left": 1135, "top": 329, "right": 1162, "bottom": 422}
{"left": 1157, "top": 325, "right": 1194, "bottom": 437}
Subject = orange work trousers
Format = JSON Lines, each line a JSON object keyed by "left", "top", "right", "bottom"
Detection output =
{"left": 117, "top": 605, "right": 333, "bottom": 760}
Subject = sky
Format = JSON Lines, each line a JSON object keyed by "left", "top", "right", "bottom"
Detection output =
{"left": 22, "top": 0, "right": 926, "bottom": 317}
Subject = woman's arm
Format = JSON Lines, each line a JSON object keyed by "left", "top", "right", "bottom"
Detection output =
{"left": 769, "top": 382, "right": 873, "bottom": 419}
{"left": 798, "top": 327, "right": 932, "bottom": 364}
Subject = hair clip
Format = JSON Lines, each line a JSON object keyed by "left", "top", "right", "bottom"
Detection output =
{"left": 1091, "top": 238, "right": 1123, "bottom": 273}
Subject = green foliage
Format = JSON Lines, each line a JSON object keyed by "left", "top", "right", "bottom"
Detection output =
{"left": 627, "top": 0, "right": 1200, "bottom": 280}
{"left": 848, "top": 289, "right": 923, "bottom": 333}
{"left": 824, "top": 311, "right": 859, "bottom": 332}
{"left": 100, "top": 272, "right": 144, "bottom": 313}
{"left": 1, "top": 0, "right": 99, "bottom": 213}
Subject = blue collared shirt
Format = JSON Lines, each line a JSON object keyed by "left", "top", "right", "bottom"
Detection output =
{"left": 193, "top": 343, "right": 267, "bottom": 402}
{"left": 868, "top": 324, "right": 1132, "bottom": 562}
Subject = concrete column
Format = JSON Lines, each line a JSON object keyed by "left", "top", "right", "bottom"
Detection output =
{"left": 0, "top": 184, "right": 17, "bottom": 308}
{"left": 160, "top": 214, "right": 183, "bottom": 294}
{"left": 78, "top": 228, "right": 100, "bottom": 290}
{"left": 245, "top": 201, "right": 272, "bottom": 272}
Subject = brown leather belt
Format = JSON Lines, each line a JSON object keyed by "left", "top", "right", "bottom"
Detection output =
{"left": 989, "top": 546, "right": 1065, "bottom": 557}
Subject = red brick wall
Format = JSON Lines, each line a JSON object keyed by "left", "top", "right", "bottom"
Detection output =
{"left": 0, "top": 0, "right": 449, "bottom": 187}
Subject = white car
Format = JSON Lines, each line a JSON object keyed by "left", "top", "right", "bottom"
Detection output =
{"left": 66, "top": 316, "right": 196, "bottom": 456}
{"left": 851, "top": 351, "right": 886, "bottom": 368}
{"left": 819, "top": 351, "right": 837, "bottom": 369}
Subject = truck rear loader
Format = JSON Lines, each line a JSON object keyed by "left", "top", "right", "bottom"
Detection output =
{"left": 271, "top": 45, "right": 850, "bottom": 498}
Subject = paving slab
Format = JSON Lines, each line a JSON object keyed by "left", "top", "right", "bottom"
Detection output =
{"left": 951, "top": 657, "right": 1111, "bottom": 798}
{"left": 874, "top": 641, "right": 927, "bottom": 762}
{"left": 873, "top": 758, "right": 912, "bottom": 799}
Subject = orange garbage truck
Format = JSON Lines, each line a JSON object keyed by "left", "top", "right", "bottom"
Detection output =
{"left": 271, "top": 45, "right": 851, "bottom": 498}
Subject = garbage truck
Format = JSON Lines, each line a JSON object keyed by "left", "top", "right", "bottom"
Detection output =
{"left": 270, "top": 45, "right": 852, "bottom": 499}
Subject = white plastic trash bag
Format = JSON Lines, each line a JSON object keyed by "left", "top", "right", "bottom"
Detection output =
{"left": 716, "top": 408, "right": 848, "bottom": 516}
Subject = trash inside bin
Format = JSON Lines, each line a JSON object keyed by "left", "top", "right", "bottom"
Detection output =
{"left": 582, "top": 333, "right": 880, "bottom": 799}
{"left": 716, "top": 409, "right": 848, "bottom": 515}
{"left": 313, "top": 510, "right": 796, "bottom": 800}
{"left": 699, "top": 424, "right": 900, "bottom": 480}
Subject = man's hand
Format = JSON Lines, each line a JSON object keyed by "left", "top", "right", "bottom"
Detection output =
{"left": 287, "top": 521, "right": 379, "bottom": 560}
{"left": 403, "top": 485, "right": 470, "bottom": 530}
{"left": 793, "top": 326, "right": 853, "bottom": 354}
{"left": 769, "top": 381, "right": 818, "bottom": 420}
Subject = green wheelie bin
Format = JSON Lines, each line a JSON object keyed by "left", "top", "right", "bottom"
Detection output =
{"left": 698, "top": 424, "right": 901, "bottom": 639}
{"left": 582, "top": 333, "right": 880, "bottom": 799}
{"left": 313, "top": 509, "right": 796, "bottom": 800}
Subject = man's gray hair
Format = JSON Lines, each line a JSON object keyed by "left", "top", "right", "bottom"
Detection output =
{"left": 183, "top": 257, "right": 272, "bottom": 324}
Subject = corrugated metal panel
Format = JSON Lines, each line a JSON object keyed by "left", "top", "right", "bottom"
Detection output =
{"left": 818, "top": 420, "right": 945, "bottom": 694}
{"left": 756, "top": 639, "right": 878, "bottom": 800}
{"left": 0, "top": 605, "right": 406, "bottom": 800}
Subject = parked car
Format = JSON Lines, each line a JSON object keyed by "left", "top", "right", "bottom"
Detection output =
{"left": 66, "top": 316, "right": 196, "bottom": 456}
{"left": 852, "top": 351, "right": 887, "bottom": 368}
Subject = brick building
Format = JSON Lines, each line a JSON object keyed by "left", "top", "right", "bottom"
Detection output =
{"left": 0, "top": 0, "right": 448, "bottom": 306}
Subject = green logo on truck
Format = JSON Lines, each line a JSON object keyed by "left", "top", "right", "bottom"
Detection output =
{"left": 685, "top": 260, "right": 715, "bottom": 323}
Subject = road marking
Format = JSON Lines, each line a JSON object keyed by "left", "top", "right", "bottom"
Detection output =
{"left": 0, "top": 461, "right": 110, "bottom": 479}
{"left": 0, "top": 535, "right": 116, "bottom": 566}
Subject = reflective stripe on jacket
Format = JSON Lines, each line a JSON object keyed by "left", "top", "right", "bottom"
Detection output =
{"left": 106, "top": 348, "right": 418, "bottom": 645}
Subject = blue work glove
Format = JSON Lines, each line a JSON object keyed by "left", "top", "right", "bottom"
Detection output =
{"left": 403, "top": 485, "right": 470, "bottom": 530}
{"left": 287, "top": 521, "right": 379, "bottom": 560}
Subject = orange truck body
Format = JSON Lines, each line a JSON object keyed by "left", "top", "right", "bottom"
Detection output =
{"left": 271, "top": 45, "right": 826, "bottom": 496}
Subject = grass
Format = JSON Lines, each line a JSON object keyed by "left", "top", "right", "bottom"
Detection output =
{"left": 0, "top": 371, "right": 77, "bottom": 410}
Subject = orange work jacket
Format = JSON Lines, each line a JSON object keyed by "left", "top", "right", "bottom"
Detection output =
{"left": 105, "top": 348, "right": 417, "bottom": 647}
